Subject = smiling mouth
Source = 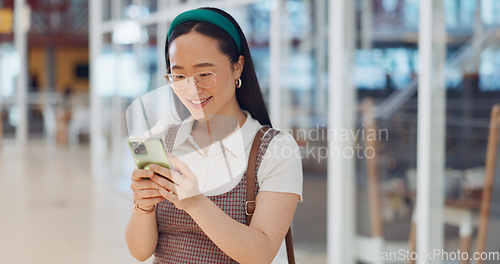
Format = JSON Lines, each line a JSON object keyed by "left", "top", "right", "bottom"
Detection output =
{"left": 189, "top": 96, "right": 213, "bottom": 104}
{"left": 189, "top": 96, "right": 213, "bottom": 105}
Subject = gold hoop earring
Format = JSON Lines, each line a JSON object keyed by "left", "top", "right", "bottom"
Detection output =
{"left": 236, "top": 78, "right": 242, "bottom": 88}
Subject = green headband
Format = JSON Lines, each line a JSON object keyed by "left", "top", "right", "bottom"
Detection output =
{"left": 167, "top": 9, "right": 242, "bottom": 53}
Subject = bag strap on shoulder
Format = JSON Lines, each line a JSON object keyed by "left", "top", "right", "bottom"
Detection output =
{"left": 246, "top": 126, "right": 295, "bottom": 264}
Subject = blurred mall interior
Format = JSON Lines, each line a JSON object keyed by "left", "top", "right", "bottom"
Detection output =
{"left": 1, "top": 0, "right": 500, "bottom": 263}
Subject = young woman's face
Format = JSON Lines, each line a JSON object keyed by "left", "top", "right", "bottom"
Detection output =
{"left": 168, "top": 31, "right": 243, "bottom": 120}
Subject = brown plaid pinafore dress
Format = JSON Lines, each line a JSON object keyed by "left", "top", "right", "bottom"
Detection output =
{"left": 154, "top": 125, "right": 280, "bottom": 264}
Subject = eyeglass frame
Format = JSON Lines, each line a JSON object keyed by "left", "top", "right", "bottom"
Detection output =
{"left": 163, "top": 71, "right": 219, "bottom": 90}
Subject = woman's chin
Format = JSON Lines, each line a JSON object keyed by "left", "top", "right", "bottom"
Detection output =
{"left": 190, "top": 109, "right": 212, "bottom": 120}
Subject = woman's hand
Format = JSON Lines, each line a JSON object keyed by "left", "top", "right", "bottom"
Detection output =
{"left": 148, "top": 153, "right": 203, "bottom": 211}
{"left": 130, "top": 169, "right": 165, "bottom": 211}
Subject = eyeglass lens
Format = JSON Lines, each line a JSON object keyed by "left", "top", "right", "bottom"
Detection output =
{"left": 167, "top": 72, "right": 216, "bottom": 90}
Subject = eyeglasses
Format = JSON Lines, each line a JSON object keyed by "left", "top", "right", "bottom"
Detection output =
{"left": 164, "top": 71, "right": 218, "bottom": 90}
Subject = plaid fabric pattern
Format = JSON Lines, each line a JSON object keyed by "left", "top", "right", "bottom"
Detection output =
{"left": 163, "top": 124, "right": 180, "bottom": 152}
{"left": 153, "top": 125, "right": 280, "bottom": 264}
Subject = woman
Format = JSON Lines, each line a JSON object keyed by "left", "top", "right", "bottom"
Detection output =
{"left": 125, "top": 7, "right": 303, "bottom": 264}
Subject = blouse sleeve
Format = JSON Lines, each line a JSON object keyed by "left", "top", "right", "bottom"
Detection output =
{"left": 256, "top": 131, "right": 304, "bottom": 202}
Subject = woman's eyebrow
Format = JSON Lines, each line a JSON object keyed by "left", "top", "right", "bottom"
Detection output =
{"left": 171, "top": 64, "right": 183, "bottom": 70}
{"left": 171, "top": 62, "right": 215, "bottom": 70}
{"left": 193, "top": 62, "right": 215, "bottom": 68}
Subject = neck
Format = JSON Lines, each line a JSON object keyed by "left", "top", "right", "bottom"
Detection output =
{"left": 194, "top": 110, "right": 246, "bottom": 130}
{"left": 193, "top": 110, "right": 247, "bottom": 142}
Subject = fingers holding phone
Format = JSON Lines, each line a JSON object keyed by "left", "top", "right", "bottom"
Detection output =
{"left": 148, "top": 156, "right": 202, "bottom": 211}
{"left": 128, "top": 138, "right": 174, "bottom": 210}
{"left": 131, "top": 169, "right": 165, "bottom": 210}
{"left": 128, "top": 138, "right": 202, "bottom": 210}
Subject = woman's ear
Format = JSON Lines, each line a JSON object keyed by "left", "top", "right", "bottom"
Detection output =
{"left": 234, "top": 55, "right": 244, "bottom": 78}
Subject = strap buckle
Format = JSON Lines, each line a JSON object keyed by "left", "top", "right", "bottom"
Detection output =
{"left": 245, "top": 201, "right": 256, "bottom": 216}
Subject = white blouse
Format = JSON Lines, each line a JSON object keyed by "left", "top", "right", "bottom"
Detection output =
{"left": 150, "top": 111, "right": 303, "bottom": 202}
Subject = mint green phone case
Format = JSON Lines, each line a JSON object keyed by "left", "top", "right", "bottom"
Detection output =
{"left": 128, "top": 138, "right": 170, "bottom": 170}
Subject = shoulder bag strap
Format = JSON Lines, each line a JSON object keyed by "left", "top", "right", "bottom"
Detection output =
{"left": 246, "top": 126, "right": 296, "bottom": 264}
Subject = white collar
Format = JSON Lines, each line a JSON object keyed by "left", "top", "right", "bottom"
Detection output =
{"left": 171, "top": 110, "right": 261, "bottom": 157}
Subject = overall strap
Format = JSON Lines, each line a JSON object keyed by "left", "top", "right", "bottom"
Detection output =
{"left": 164, "top": 124, "right": 181, "bottom": 152}
{"left": 245, "top": 126, "right": 295, "bottom": 264}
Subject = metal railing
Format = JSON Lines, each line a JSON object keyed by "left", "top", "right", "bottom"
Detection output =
{"left": 375, "top": 28, "right": 500, "bottom": 119}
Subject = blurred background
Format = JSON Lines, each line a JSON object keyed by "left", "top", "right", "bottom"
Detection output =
{"left": 1, "top": 0, "right": 500, "bottom": 263}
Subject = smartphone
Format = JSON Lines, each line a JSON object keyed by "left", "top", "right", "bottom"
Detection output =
{"left": 128, "top": 138, "right": 172, "bottom": 181}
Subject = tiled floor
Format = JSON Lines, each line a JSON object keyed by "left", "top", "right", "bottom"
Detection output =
{"left": 0, "top": 142, "right": 151, "bottom": 264}
{"left": 0, "top": 141, "right": 326, "bottom": 264}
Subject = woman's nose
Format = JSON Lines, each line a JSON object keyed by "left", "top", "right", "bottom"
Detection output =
{"left": 185, "top": 77, "right": 203, "bottom": 95}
